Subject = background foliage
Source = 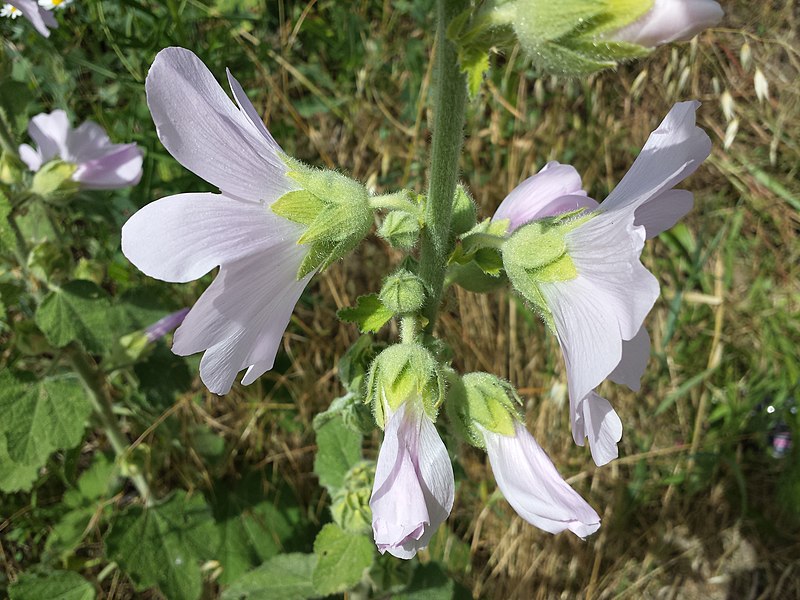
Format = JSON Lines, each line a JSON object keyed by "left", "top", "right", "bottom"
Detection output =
{"left": 1, "top": 0, "right": 798, "bottom": 598}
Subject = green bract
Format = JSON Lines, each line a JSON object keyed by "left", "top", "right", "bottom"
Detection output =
{"left": 366, "top": 343, "right": 444, "bottom": 428}
{"left": 330, "top": 461, "right": 375, "bottom": 535}
{"left": 501, "top": 215, "right": 588, "bottom": 328}
{"left": 378, "top": 211, "right": 420, "bottom": 250}
{"left": 31, "top": 160, "right": 79, "bottom": 200}
{"left": 272, "top": 156, "right": 372, "bottom": 279}
{"left": 483, "top": 0, "right": 653, "bottom": 75}
{"left": 447, "top": 372, "right": 522, "bottom": 448}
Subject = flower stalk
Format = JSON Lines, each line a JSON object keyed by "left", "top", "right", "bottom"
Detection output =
{"left": 67, "top": 343, "right": 153, "bottom": 506}
{"left": 418, "top": 0, "right": 469, "bottom": 335}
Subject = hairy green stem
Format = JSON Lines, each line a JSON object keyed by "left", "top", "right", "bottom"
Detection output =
{"left": 0, "top": 106, "right": 17, "bottom": 157}
{"left": 419, "top": 0, "right": 469, "bottom": 334}
{"left": 67, "top": 344, "right": 154, "bottom": 506}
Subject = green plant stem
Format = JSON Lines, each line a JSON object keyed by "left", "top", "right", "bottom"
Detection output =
{"left": 418, "top": 0, "right": 469, "bottom": 335}
{"left": 0, "top": 106, "right": 17, "bottom": 157}
{"left": 67, "top": 344, "right": 154, "bottom": 506}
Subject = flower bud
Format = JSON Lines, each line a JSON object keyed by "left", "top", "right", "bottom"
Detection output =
{"left": 378, "top": 269, "right": 425, "bottom": 315}
{"left": 272, "top": 156, "right": 373, "bottom": 278}
{"left": 378, "top": 210, "right": 420, "bottom": 250}
{"left": 450, "top": 185, "right": 477, "bottom": 238}
{"left": 366, "top": 343, "right": 444, "bottom": 428}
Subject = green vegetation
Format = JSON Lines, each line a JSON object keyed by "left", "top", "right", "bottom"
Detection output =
{"left": 1, "top": 0, "right": 798, "bottom": 598}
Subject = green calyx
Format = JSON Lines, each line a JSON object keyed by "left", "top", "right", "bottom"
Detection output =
{"left": 31, "top": 160, "right": 79, "bottom": 200}
{"left": 484, "top": 0, "right": 653, "bottom": 75}
{"left": 272, "top": 155, "right": 372, "bottom": 279}
{"left": 366, "top": 343, "right": 445, "bottom": 429}
{"left": 501, "top": 215, "right": 587, "bottom": 328}
{"left": 446, "top": 372, "right": 522, "bottom": 448}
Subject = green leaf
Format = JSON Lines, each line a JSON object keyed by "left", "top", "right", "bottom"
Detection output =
{"left": 462, "top": 49, "right": 490, "bottom": 98}
{"left": 337, "top": 294, "right": 393, "bottom": 333}
{"left": 105, "top": 491, "right": 220, "bottom": 600}
{"left": 221, "top": 553, "right": 318, "bottom": 600}
{"left": 395, "top": 563, "right": 455, "bottom": 600}
{"left": 0, "top": 371, "right": 91, "bottom": 468}
{"left": 212, "top": 481, "right": 296, "bottom": 585}
{"left": 35, "top": 280, "right": 115, "bottom": 354}
{"left": 313, "top": 416, "right": 362, "bottom": 491}
{"left": 312, "top": 524, "right": 374, "bottom": 595}
{"left": 8, "top": 570, "right": 95, "bottom": 600}
{"left": 0, "top": 436, "right": 39, "bottom": 493}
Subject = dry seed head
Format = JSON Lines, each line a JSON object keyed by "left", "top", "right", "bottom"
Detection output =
{"left": 723, "top": 118, "right": 739, "bottom": 150}
{"left": 740, "top": 42, "right": 752, "bottom": 71}
{"left": 631, "top": 69, "right": 649, "bottom": 101}
{"left": 754, "top": 68, "right": 769, "bottom": 103}
{"left": 720, "top": 90, "right": 735, "bottom": 122}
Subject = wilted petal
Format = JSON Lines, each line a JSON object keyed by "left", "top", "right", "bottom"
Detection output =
{"left": 609, "top": 326, "right": 651, "bottom": 391}
{"left": 73, "top": 144, "right": 143, "bottom": 189}
{"left": 370, "top": 401, "right": 454, "bottom": 559}
{"left": 635, "top": 189, "right": 694, "bottom": 239}
{"left": 573, "top": 392, "right": 623, "bottom": 467}
{"left": 145, "top": 47, "right": 293, "bottom": 203}
{"left": 493, "top": 161, "right": 593, "bottom": 231}
{"left": 601, "top": 102, "right": 711, "bottom": 215}
{"left": 612, "top": 0, "right": 723, "bottom": 47}
{"left": 8, "top": 0, "right": 57, "bottom": 37}
{"left": 481, "top": 422, "right": 600, "bottom": 538}
{"left": 121, "top": 192, "right": 302, "bottom": 283}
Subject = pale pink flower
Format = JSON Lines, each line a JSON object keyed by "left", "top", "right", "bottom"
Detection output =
{"left": 5, "top": 0, "right": 56, "bottom": 36}
{"left": 479, "top": 422, "right": 600, "bottom": 538}
{"left": 610, "top": 0, "right": 723, "bottom": 47}
{"left": 122, "top": 47, "right": 312, "bottom": 395}
{"left": 19, "top": 110, "right": 143, "bottom": 190}
{"left": 370, "top": 398, "right": 454, "bottom": 559}
{"left": 498, "top": 102, "right": 711, "bottom": 466}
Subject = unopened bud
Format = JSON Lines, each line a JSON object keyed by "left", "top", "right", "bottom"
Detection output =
{"left": 378, "top": 269, "right": 425, "bottom": 315}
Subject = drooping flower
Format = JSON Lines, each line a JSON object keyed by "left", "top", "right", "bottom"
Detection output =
{"left": 370, "top": 397, "right": 454, "bottom": 559}
{"left": 145, "top": 308, "right": 190, "bottom": 343}
{"left": 122, "top": 48, "right": 372, "bottom": 395}
{"left": 37, "top": 0, "right": 72, "bottom": 9}
{"left": 479, "top": 421, "right": 600, "bottom": 538}
{"left": 450, "top": 372, "right": 600, "bottom": 537}
{"left": 4, "top": 0, "right": 57, "bottom": 36}
{"left": 500, "top": 102, "right": 711, "bottom": 466}
{"left": 608, "top": 0, "right": 724, "bottom": 48}
{"left": 19, "top": 110, "right": 143, "bottom": 190}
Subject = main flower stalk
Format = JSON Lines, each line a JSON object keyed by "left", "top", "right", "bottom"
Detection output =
{"left": 419, "top": 0, "right": 469, "bottom": 334}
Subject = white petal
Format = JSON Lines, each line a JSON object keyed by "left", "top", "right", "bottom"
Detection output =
{"left": 173, "top": 245, "right": 311, "bottom": 395}
{"left": 609, "top": 326, "right": 651, "bottom": 391}
{"left": 540, "top": 212, "right": 659, "bottom": 415}
{"left": 121, "top": 192, "right": 302, "bottom": 283}
{"left": 27, "top": 110, "right": 70, "bottom": 163}
{"left": 600, "top": 102, "right": 711, "bottom": 215}
{"left": 72, "top": 144, "right": 143, "bottom": 190}
{"left": 65, "top": 121, "right": 113, "bottom": 161}
{"left": 574, "top": 392, "right": 623, "bottom": 466}
{"left": 482, "top": 422, "right": 601, "bottom": 538}
{"left": 226, "top": 68, "right": 282, "bottom": 152}
{"left": 612, "top": 0, "right": 723, "bottom": 47}
{"left": 145, "top": 47, "right": 293, "bottom": 203}
{"left": 635, "top": 189, "right": 694, "bottom": 239}
{"left": 18, "top": 143, "right": 42, "bottom": 172}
